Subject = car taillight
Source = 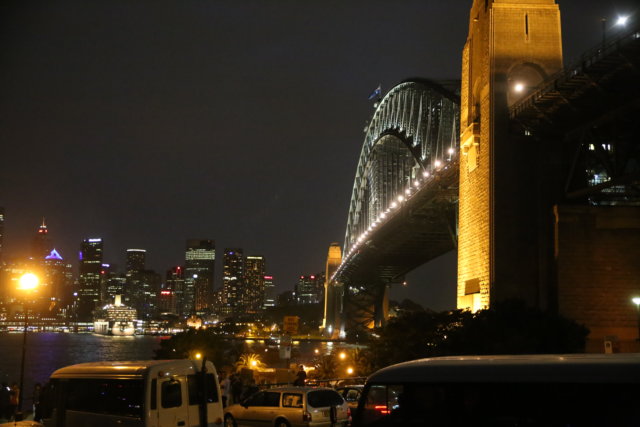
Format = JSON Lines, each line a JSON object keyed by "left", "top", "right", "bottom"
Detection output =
{"left": 374, "top": 404, "right": 390, "bottom": 415}
{"left": 303, "top": 410, "right": 312, "bottom": 422}
{"left": 347, "top": 407, "right": 351, "bottom": 418}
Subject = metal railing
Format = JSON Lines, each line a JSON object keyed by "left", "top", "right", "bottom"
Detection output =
{"left": 258, "top": 377, "right": 367, "bottom": 389}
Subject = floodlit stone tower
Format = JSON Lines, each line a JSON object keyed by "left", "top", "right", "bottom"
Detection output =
{"left": 322, "top": 242, "right": 342, "bottom": 338}
{"left": 458, "top": 0, "right": 563, "bottom": 311}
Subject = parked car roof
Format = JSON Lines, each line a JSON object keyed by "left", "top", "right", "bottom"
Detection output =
{"left": 367, "top": 354, "right": 640, "bottom": 384}
{"left": 50, "top": 359, "right": 209, "bottom": 379}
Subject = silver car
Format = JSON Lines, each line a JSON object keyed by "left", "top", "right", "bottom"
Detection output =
{"left": 224, "top": 386, "right": 349, "bottom": 427}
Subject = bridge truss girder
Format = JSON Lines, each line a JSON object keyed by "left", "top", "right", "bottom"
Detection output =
{"left": 510, "top": 24, "right": 640, "bottom": 205}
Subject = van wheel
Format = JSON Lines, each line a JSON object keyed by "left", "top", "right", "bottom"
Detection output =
{"left": 224, "top": 414, "right": 237, "bottom": 427}
{"left": 274, "top": 419, "right": 290, "bottom": 427}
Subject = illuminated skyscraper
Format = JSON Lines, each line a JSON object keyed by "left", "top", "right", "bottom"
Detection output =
{"left": 296, "top": 273, "right": 325, "bottom": 304}
{"left": 244, "top": 256, "right": 265, "bottom": 312}
{"left": 30, "top": 218, "right": 53, "bottom": 261}
{"left": 165, "top": 266, "right": 189, "bottom": 316}
{"left": 126, "top": 249, "right": 146, "bottom": 273}
{"left": 184, "top": 239, "right": 215, "bottom": 315}
{"left": 123, "top": 248, "right": 159, "bottom": 320}
{"left": 137, "top": 269, "right": 161, "bottom": 320}
{"left": 262, "top": 275, "right": 276, "bottom": 309}
{"left": 222, "top": 248, "right": 244, "bottom": 314}
{"left": 77, "top": 238, "right": 103, "bottom": 321}
{"left": 162, "top": 266, "right": 184, "bottom": 315}
{"left": 43, "top": 248, "right": 74, "bottom": 318}
{"left": 125, "top": 249, "right": 146, "bottom": 308}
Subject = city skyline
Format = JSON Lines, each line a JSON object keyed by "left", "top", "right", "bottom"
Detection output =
{"left": 1, "top": 0, "right": 636, "bottom": 310}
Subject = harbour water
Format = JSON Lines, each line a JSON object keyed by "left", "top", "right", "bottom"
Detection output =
{"left": 0, "top": 332, "right": 162, "bottom": 410}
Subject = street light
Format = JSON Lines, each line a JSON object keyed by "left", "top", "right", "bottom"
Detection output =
{"left": 16, "top": 272, "right": 39, "bottom": 421}
{"left": 616, "top": 16, "right": 629, "bottom": 27}
{"left": 632, "top": 297, "right": 640, "bottom": 342}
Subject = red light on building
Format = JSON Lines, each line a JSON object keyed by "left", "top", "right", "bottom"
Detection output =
{"left": 264, "top": 275, "right": 273, "bottom": 280}
{"left": 161, "top": 290, "right": 171, "bottom": 295}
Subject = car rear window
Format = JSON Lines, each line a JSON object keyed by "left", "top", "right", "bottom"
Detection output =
{"left": 307, "top": 390, "right": 344, "bottom": 408}
{"left": 283, "top": 393, "right": 303, "bottom": 408}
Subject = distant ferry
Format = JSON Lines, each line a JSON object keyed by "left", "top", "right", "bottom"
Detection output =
{"left": 93, "top": 295, "right": 137, "bottom": 336}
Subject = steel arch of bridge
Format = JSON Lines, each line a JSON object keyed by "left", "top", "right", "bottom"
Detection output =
{"left": 343, "top": 79, "right": 459, "bottom": 261}
{"left": 326, "top": 79, "right": 460, "bottom": 335}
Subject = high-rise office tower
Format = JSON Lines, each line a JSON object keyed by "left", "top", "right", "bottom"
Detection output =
{"left": 184, "top": 240, "right": 215, "bottom": 315}
{"left": 165, "top": 266, "right": 184, "bottom": 316}
{"left": 43, "top": 248, "right": 74, "bottom": 318}
{"left": 125, "top": 249, "right": 146, "bottom": 308}
{"left": 296, "top": 273, "right": 325, "bottom": 304}
{"left": 77, "top": 238, "right": 104, "bottom": 321}
{"left": 222, "top": 248, "right": 244, "bottom": 314}
{"left": 104, "top": 270, "right": 127, "bottom": 303}
{"left": 126, "top": 249, "right": 146, "bottom": 273}
{"left": 244, "top": 256, "right": 265, "bottom": 312}
{"left": 138, "top": 269, "right": 161, "bottom": 320}
{"left": 124, "top": 249, "right": 159, "bottom": 319}
{"left": 262, "top": 275, "right": 276, "bottom": 309}
{"left": 30, "top": 219, "right": 53, "bottom": 261}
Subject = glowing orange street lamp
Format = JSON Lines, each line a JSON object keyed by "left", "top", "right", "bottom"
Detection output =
{"left": 16, "top": 273, "right": 39, "bottom": 421}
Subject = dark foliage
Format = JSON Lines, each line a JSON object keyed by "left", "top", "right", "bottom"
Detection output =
{"left": 365, "top": 299, "right": 589, "bottom": 372}
{"left": 444, "top": 299, "right": 589, "bottom": 355}
{"left": 154, "top": 328, "right": 242, "bottom": 368}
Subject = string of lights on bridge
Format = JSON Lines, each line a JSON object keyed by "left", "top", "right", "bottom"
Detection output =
{"left": 331, "top": 146, "right": 457, "bottom": 282}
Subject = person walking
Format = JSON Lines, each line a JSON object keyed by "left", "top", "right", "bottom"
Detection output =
{"left": 220, "top": 373, "right": 231, "bottom": 408}
{"left": 293, "top": 365, "right": 307, "bottom": 386}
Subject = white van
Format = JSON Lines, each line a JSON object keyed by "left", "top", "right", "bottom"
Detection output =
{"left": 352, "top": 354, "right": 640, "bottom": 427}
{"left": 42, "top": 359, "right": 224, "bottom": 427}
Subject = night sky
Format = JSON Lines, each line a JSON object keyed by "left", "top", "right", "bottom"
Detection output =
{"left": 1, "top": 0, "right": 636, "bottom": 310}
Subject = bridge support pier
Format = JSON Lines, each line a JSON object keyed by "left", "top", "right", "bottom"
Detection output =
{"left": 343, "top": 280, "right": 389, "bottom": 332}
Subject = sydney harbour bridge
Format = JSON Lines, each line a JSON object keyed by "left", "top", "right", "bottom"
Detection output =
{"left": 323, "top": 1, "right": 640, "bottom": 344}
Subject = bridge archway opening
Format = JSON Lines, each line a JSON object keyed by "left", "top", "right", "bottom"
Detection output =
{"left": 507, "top": 62, "right": 547, "bottom": 106}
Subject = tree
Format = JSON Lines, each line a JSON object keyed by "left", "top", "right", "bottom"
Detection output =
{"left": 367, "top": 308, "right": 471, "bottom": 371}
{"left": 235, "top": 353, "right": 266, "bottom": 372}
{"left": 154, "top": 328, "right": 241, "bottom": 368}
{"left": 312, "top": 354, "right": 338, "bottom": 380}
{"left": 444, "top": 299, "right": 589, "bottom": 355}
{"left": 366, "top": 299, "right": 589, "bottom": 371}
{"left": 350, "top": 347, "right": 374, "bottom": 377}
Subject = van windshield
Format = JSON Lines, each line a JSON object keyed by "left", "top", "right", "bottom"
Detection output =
{"left": 356, "top": 382, "right": 640, "bottom": 426}
{"left": 59, "top": 378, "right": 145, "bottom": 419}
